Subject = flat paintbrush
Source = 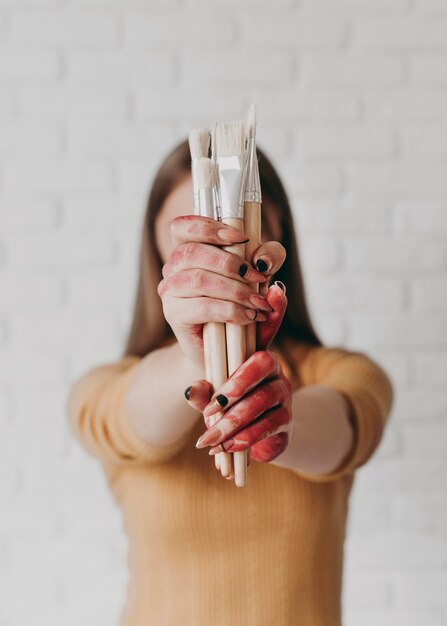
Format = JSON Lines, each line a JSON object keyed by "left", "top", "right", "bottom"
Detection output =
{"left": 189, "top": 130, "right": 233, "bottom": 477}
{"left": 213, "top": 120, "right": 249, "bottom": 487}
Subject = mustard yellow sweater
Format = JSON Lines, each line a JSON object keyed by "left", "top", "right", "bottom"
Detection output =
{"left": 67, "top": 336, "right": 393, "bottom": 626}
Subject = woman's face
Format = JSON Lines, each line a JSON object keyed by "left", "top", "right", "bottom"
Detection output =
{"left": 155, "top": 173, "right": 282, "bottom": 264}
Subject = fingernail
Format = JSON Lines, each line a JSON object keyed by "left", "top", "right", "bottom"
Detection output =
{"left": 249, "top": 293, "right": 273, "bottom": 311}
{"left": 196, "top": 428, "right": 223, "bottom": 448}
{"left": 246, "top": 308, "right": 257, "bottom": 320}
{"left": 274, "top": 280, "right": 286, "bottom": 294}
{"left": 184, "top": 385, "right": 192, "bottom": 400}
{"left": 255, "top": 257, "right": 270, "bottom": 273}
{"left": 208, "top": 444, "right": 224, "bottom": 455}
{"left": 216, "top": 394, "right": 228, "bottom": 408}
{"left": 218, "top": 229, "right": 249, "bottom": 244}
{"left": 239, "top": 263, "right": 249, "bottom": 277}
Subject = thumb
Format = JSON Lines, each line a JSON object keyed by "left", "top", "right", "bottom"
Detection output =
{"left": 256, "top": 282, "right": 287, "bottom": 351}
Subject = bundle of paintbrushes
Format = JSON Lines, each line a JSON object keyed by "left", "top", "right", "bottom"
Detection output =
{"left": 188, "top": 105, "right": 262, "bottom": 488}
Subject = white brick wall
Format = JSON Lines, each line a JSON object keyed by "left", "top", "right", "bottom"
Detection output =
{"left": 1, "top": 2, "right": 446, "bottom": 625}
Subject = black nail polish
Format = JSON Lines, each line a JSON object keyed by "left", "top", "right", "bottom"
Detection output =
{"left": 216, "top": 394, "right": 228, "bottom": 408}
{"left": 255, "top": 258, "right": 269, "bottom": 273}
{"left": 239, "top": 264, "right": 249, "bottom": 278}
{"left": 184, "top": 386, "right": 192, "bottom": 400}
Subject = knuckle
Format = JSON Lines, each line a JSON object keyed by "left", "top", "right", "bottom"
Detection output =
{"left": 181, "top": 241, "right": 197, "bottom": 262}
{"left": 190, "top": 268, "right": 204, "bottom": 290}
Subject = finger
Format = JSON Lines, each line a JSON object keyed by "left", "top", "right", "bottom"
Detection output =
{"left": 208, "top": 406, "right": 290, "bottom": 453}
{"left": 158, "top": 269, "right": 273, "bottom": 312}
{"left": 195, "top": 378, "right": 288, "bottom": 448}
{"left": 162, "top": 295, "right": 268, "bottom": 326}
{"left": 163, "top": 242, "right": 266, "bottom": 283}
{"left": 251, "top": 241, "right": 286, "bottom": 277}
{"left": 256, "top": 282, "right": 288, "bottom": 351}
{"left": 251, "top": 432, "right": 290, "bottom": 463}
{"left": 184, "top": 379, "right": 213, "bottom": 412}
{"left": 203, "top": 350, "right": 281, "bottom": 420}
{"left": 170, "top": 215, "right": 250, "bottom": 248}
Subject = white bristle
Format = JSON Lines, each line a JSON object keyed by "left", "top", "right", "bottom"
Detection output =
{"left": 213, "top": 120, "right": 246, "bottom": 157}
{"left": 188, "top": 129, "right": 210, "bottom": 160}
{"left": 247, "top": 104, "right": 257, "bottom": 141}
{"left": 195, "top": 157, "right": 217, "bottom": 189}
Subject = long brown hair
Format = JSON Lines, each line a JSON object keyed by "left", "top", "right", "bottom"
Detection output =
{"left": 124, "top": 140, "right": 321, "bottom": 358}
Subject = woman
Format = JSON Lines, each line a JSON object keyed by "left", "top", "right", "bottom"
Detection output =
{"left": 67, "top": 140, "right": 393, "bottom": 626}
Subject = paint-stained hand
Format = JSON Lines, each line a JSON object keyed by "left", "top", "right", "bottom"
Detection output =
{"left": 157, "top": 215, "right": 269, "bottom": 368}
{"left": 184, "top": 283, "right": 293, "bottom": 463}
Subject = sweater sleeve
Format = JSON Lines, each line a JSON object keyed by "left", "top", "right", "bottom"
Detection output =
{"left": 66, "top": 356, "right": 193, "bottom": 467}
{"left": 279, "top": 339, "right": 394, "bottom": 483}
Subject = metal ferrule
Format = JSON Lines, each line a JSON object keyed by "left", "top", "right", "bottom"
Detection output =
{"left": 198, "top": 187, "right": 219, "bottom": 220}
{"left": 216, "top": 154, "right": 245, "bottom": 220}
{"left": 191, "top": 160, "right": 200, "bottom": 213}
{"left": 244, "top": 138, "right": 262, "bottom": 204}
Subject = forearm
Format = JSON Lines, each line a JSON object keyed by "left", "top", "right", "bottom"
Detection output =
{"left": 124, "top": 341, "right": 205, "bottom": 447}
{"left": 270, "top": 384, "right": 355, "bottom": 477}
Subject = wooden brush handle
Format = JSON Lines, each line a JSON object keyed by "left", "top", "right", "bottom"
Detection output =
{"left": 203, "top": 322, "right": 233, "bottom": 477}
{"left": 222, "top": 216, "right": 248, "bottom": 487}
{"left": 244, "top": 202, "right": 262, "bottom": 356}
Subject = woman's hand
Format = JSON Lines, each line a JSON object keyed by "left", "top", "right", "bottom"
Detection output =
{"left": 157, "top": 215, "right": 285, "bottom": 368}
{"left": 184, "top": 283, "right": 293, "bottom": 464}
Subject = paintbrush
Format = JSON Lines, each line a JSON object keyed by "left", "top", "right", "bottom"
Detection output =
{"left": 194, "top": 156, "right": 234, "bottom": 478}
{"left": 213, "top": 120, "right": 249, "bottom": 487}
{"left": 189, "top": 130, "right": 233, "bottom": 478}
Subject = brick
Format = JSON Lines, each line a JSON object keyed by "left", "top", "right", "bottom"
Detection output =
{"left": 348, "top": 494, "right": 391, "bottom": 531}
{"left": 403, "top": 420, "right": 447, "bottom": 453}
{"left": 0, "top": 275, "right": 62, "bottom": 310}
{"left": 337, "top": 201, "right": 394, "bottom": 234}
{"left": 11, "top": 10, "right": 118, "bottom": 45}
{"left": 311, "top": 312, "right": 346, "bottom": 345}
{"left": 345, "top": 610, "right": 443, "bottom": 626}
{"left": 410, "top": 352, "right": 447, "bottom": 385}
{"left": 67, "top": 50, "right": 174, "bottom": 84}
{"left": 125, "top": 11, "right": 234, "bottom": 45}
{"left": 135, "top": 86, "right": 245, "bottom": 121}
{"left": 402, "top": 126, "right": 447, "bottom": 157}
{"left": 393, "top": 202, "right": 447, "bottom": 235}
{"left": 67, "top": 121, "right": 176, "bottom": 158}
{"left": 412, "top": 54, "right": 447, "bottom": 83}
{"left": 300, "top": 235, "right": 340, "bottom": 270}
{"left": 258, "top": 89, "right": 359, "bottom": 121}
{"left": 308, "top": 274, "right": 403, "bottom": 311}
{"left": 364, "top": 90, "right": 446, "bottom": 120}
{"left": 62, "top": 194, "right": 142, "bottom": 232}
{"left": 354, "top": 17, "right": 447, "bottom": 48}
{"left": 393, "top": 387, "right": 447, "bottom": 420}
{"left": 396, "top": 572, "right": 447, "bottom": 609}
{"left": 19, "top": 86, "right": 128, "bottom": 120}
{"left": 297, "top": 126, "right": 395, "bottom": 158}
{"left": 0, "top": 48, "right": 60, "bottom": 82}
{"left": 345, "top": 239, "right": 446, "bottom": 272}
{"left": 303, "top": 53, "right": 404, "bottom": 85}
{"left": 0, "top": 121, "right": 62, "bottom": 157}
{"left": 6, "top": 233, "right": 114, "bottom": 269}
{"left": 411, "top": 276, "right": 447, "bottom": 310}
{"left": 349, "top": 161, "right": 447, "bottom": 196}
{"left": 281, "top": 161, "right": 343, "bottom": 194}
{"left": 344, "top": 572, "right": 392, "bottom": 609}
{"left": 239, "top": 15, "right": 346, "bottom": 48}
{"left": 2, "top": 159, "right": 112, "bottom": 193}
{"left": 348, "top": 314, "right": 447, "bottom": 348}
{"left": 302, "top": 0, "right": 409, "bottom": 11}
{"left": 0, "top": 198, "right": 58, "bottom": 229}
{"left": 0, "top": 352, "right": 65, "bottom": 384}
{"left": 0, "top": 89, "right": 14, "bottom": 117}
{"left": 396, "top": 495, "right": 447, "bottom": 531}
{"left": 347, "top": 531, "right": 447, "bottom": 568}
{"left": 182, "top": 51, "right": 293, "bottom": 86}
